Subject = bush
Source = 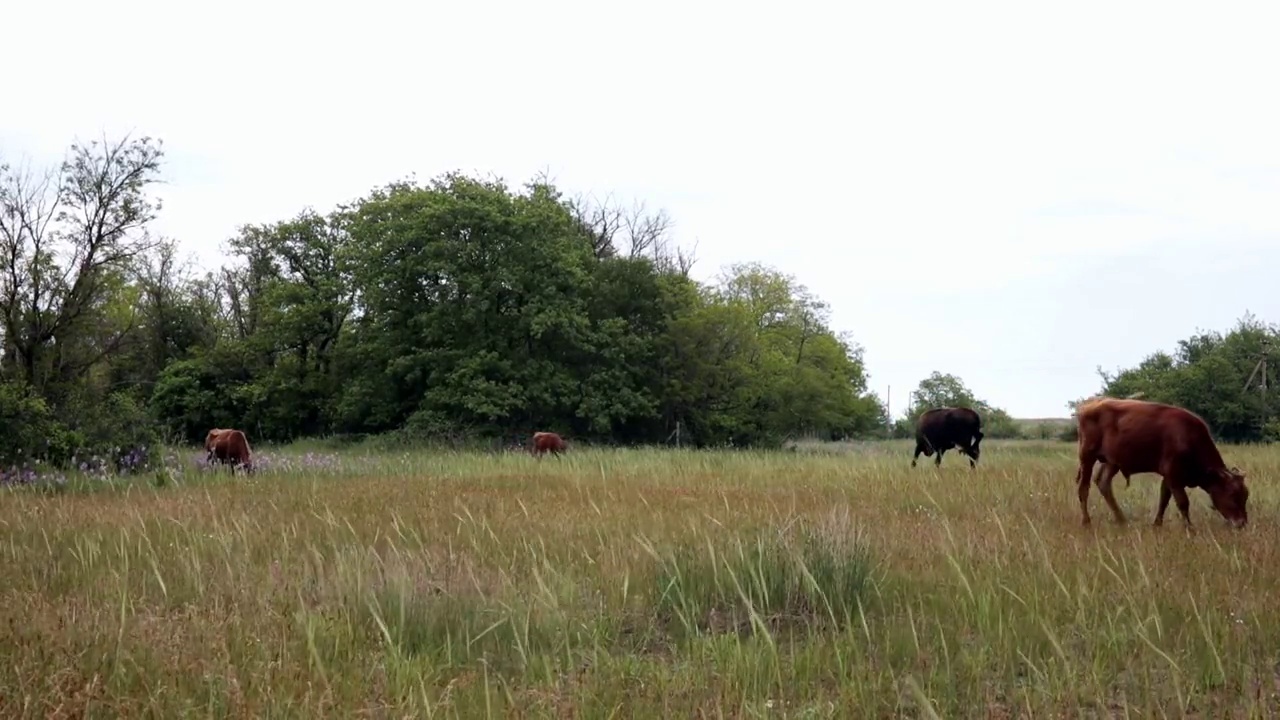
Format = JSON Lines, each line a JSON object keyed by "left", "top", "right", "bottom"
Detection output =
{"left": 0, "top": 383, "right": 77, "bottom": 467}
{"left": 48, "top": 390, "right": 164, "bottom": 474}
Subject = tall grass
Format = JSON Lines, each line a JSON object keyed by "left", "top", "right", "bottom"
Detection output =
{"left": 649, "top": 514, "right": 874, "bottom": 640}
{"left": 1, "top": 439, "right": 1278, "bottom": 717}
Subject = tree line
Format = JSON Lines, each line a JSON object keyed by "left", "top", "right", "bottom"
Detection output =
{"left": 0, "top": 134, "right": 900, "bottom": 469}
{"left": 5, "top": 134, "right": 1258, "bottom": 472}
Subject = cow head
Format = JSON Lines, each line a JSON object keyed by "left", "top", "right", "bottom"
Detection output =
{"left": 1206, "top": 466, "right": 1249, "bottom": 528}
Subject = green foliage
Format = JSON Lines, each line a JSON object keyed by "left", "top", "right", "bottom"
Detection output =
{"left": 0, "top": 135, "right": 169, "bottom": 468}
{"left": 0, "top": 133, "right": 888, "bottom": 455}
{"left": 313, "top": 174, "right": 882, "bottom": 447}
{"left": 0, "top": 136, "right": 164, "bottom": 397}
{"left": 0, "top": 382, "right": 160, "bottom": 470}
{"left": 1082, "top": 313, "right": 1278, "bottom": 442}
{"left": 0, "top": 383, "right": 68, "bottom": 466}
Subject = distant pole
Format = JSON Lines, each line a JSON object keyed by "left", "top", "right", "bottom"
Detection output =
{"left": 1244, "top": 339, "right": 1271, "bottom": 437}
{"left": 1262, "top": 339, "right": 1270, "bottom": 436}
{"left": 886, "top": 385, "right": 891, "bottom": 437}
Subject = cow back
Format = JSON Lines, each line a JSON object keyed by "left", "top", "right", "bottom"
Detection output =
{"left": 916, "top": 407, "right": 982, "bottom": 441}
{"left": 1076, "top": 398, "right": 1226, "bottom": 476}
{"left": 211, "top": 429, "right": 253, "bottom": 465}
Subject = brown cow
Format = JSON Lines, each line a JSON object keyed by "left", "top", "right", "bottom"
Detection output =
{"left": 204, "top": 428, "right": 231, "bottom": 463}
{"left": 530, "top": 431, "right": 567, "bottom": 459}
{"left": 206, "top": 428, "right": 254, "bottom": 474}
{"left": 1074, "top": 397, "right": 1248, "bottom": 528}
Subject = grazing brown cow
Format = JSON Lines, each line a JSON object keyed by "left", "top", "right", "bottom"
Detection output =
{"left": 204, "top": 425, "right": 230, "bottom": 453}
{"left": 530, "top": 431, "right": 567, "bottom": 459}
{"left": 202, "top": 427, "right": 232, "bottom": 461}
{"left": 1074, "top": 397, "right": 1248, "bottom": 528}
{"left": 206, "top": 428, "right": 254, "bottom": 474}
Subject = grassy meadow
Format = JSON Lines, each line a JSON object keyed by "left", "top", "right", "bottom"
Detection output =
{"left": 3, "top": 439, "right": 1280, "bottom": 718}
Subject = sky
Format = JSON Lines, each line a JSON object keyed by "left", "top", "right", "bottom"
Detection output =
{"left": 5, "top": 0, "right": 1280, "bottom": 419}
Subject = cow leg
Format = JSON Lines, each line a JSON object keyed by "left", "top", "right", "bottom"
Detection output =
{"left": 1153, "top": 480, "right": 1173, "bottom": 526}
{"left": 1170, "top": 485, "right": 1193, "bottom": 527}
{"left": 1076, "top": 455, "right": 1098, "bottom": 526}
{"left": 1094, "top": 463, "right": 1126, "bottom": 524}
{"left": 911, "top": 442, "right": 924, "bottom": 468}
{"left": 965, "top": 446, "right": 976, "bottom": 469}
{"left": 935, "top": 448, "right": 945, "bottom": 467}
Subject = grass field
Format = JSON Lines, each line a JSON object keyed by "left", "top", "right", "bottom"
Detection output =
{"left": 3, "top": 439, "right": 1279, "bottom": 718}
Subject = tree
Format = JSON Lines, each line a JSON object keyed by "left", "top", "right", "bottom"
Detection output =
{"left": 1083, "top": 313, "right": 1280, "bottom": 442}
{"left": 0, "top": 135, "right": 172, "bottom": 467}
{"left": 0, "top": 134, "right": 164, "bottom": 398}
{"left": 896, "top": 371, "right": 1021, "bottom": 438}
{"left": 337, "top": 174, "right": 607, "bottom": 439}
{"left": 654, "top": 263, "right": 885, "bottom": 446}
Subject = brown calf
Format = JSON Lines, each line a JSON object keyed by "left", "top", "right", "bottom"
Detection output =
{"left": 530, "top": 431, "right": 567, "bottom": 459}
{"left": 1074, "top": 397, "right": 1248, "bottom": 528}
{"left": 206, "top": 428, "right": 254, "bottom": 474}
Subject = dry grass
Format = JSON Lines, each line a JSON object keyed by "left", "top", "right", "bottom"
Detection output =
{"left": 2, "top": 439, "right": 1280, "bottom": 718}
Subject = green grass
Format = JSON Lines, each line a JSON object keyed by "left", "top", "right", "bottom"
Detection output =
{"left": 1, "top": 439, "right": 1278, "bottom": 717}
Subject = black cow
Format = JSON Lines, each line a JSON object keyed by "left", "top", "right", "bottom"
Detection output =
{"left": 911, "top": 407, "right": 984, "bottom": 469}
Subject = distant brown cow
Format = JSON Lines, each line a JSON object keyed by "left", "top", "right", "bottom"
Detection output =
{"left": 204, "top": 428, "right": 231, "bottom": 463}
{"left": 202, "top": 425, "right": 232, "bottom": 466}
{"left": 530, "top": 431, "right": 567, "bottom": 459}
{"left": 206, "top": 428, "right": 254, "bottom": 474}
{"left": 1074, "top": 397, "right": 1248, "bottom": 528}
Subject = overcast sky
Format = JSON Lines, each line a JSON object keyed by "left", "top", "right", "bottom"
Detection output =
{"left": 5, "top": 0, "right": 1279, "bottom": 419}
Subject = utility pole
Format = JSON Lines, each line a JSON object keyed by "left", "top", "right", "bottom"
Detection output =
{"left": 1244, "top": 338, "right": 1271, "bottom": 437}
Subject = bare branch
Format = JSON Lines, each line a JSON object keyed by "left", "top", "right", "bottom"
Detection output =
{"left": 566, "top": 191, "right": 623, "bottom": 260}
{"left": 0, "top": 134, "right": 164, "bottom": 391}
